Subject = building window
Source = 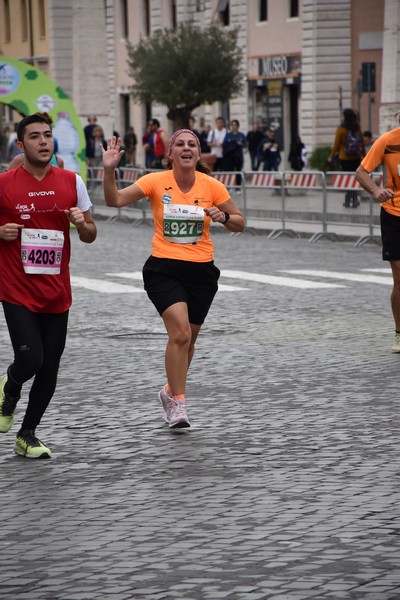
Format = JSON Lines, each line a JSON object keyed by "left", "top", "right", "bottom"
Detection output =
{"left": 216, "top": 0, "right": 229, "bottom": 26}
{"left": 144, "top": 0, "right": 150, "bottom": 36}
{"left": 21, "top": 0, "right": 28, "bottom": 41}
{"left": 38, "top": 0, "right": 46, "bottom": 38}
{"left": 259, "top": 0, "right": 268, "bottom": 22}
{"left": 121, "top": 0, "right": 128, "bottom": 38}
{"left": 121, "top": 93, "right": 130, "bottom": 132}
{"left": 171, "top": 0, "right": 177, "bottom": 28}
{"left": 289, "top": 0, "right": 299, "bottom": 18}
{"left": 4, "top": 0, "right": 12, "bottom": 42}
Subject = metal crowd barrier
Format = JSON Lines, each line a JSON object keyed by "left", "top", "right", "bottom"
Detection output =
{"left": 310, "top": 171, "right": 381, "bottom": 246}
{"left": 241, "top": 169, "right": 382, "bottom": 246}
{"left": 243, "top": 171, "right": 293, "bottom": 238}
{"left": 0, "top": 160, "right": 384, "bottom": 246}
{"left": 87, "top": 166, "right": 153, "bottom": 226}
{"left": 114, "top": 166, "right": 152, "bottom": 227}
{"left": 85, "top": 166, "right": 384, "bottom": 246}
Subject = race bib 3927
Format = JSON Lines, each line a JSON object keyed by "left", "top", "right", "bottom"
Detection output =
{"left": 163, "top": 204, "right": 204, "bottom": 244}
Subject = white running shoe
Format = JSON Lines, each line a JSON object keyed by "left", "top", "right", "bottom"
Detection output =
{"left": 169, "top": 400, "right": 191, "bottom": 429}
{"left": 158, "top": 386, "right": 173, "bottom": 423}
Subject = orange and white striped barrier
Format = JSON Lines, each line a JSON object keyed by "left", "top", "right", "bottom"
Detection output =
{"left": 246, "top": 172, "right": 276, "bottom": 187}
{"left": 91, "top": 167, "right": 104, "bottom": 181}
{"left": 329, "top": 173, "right": 362, "bottom": 189}
{"left": 119, "top": 168, "right": 141, "bottom": 183}
{"left": 289, "top": 172, "right": 319, "bottom": 187}
{"left": 212, "top": 173, "right": 238, "bottom": 187}
{"left": 372, "top": 173, "right": 383, "bottom": 186}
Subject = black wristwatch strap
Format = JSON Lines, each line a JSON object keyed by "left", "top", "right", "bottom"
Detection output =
{"left": 222, "top": 211, "right": 230, "bottom": 224}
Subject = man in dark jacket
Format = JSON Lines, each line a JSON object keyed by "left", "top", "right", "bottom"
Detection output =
{"left": 246, "top": 123, "right": 264, "bottom": 171}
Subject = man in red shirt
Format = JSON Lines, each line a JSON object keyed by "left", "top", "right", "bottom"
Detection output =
{"left": 149, "top": 119, "right": 168, "bottom": 168}
{"left": 0, "top": 113, "right": 97, "bottom": 458}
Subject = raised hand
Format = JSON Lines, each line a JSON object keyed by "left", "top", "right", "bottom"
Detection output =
{"left": 101, "top": 136, "right": 125, "bottom": 169}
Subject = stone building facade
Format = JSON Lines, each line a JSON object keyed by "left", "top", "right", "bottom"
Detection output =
{"left": 0, "top": 0, "right": 399, "bottom": 167}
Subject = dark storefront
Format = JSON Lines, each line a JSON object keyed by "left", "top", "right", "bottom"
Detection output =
{"left": 248, "top": 54, "right": 301, "bottom": 152}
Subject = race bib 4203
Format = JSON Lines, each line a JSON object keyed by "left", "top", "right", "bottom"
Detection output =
{"left": 21, "top": 228, "right": 64, "bottom": 275}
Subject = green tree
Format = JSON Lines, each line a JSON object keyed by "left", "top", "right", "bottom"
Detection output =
{"left": 308, "top": 146, "right": 336, "bottom": 172}
{"left": 127, "top": 23, "right": 243, "bottom": 129}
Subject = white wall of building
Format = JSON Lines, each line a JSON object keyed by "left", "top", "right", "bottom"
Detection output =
{"left": 40, "top": 0, "right": 394, "bottom": 167}
{"left": 380, "top": 0, "right": 400, "bottom": 132}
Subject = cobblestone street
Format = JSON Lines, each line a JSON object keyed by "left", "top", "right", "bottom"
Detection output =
{"left": 0, "top": 220, "right": 399, "bottom": 600}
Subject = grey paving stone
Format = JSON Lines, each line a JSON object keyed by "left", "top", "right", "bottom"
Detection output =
{"left": 1, "top": 221, "right": 400, "bottom": 599}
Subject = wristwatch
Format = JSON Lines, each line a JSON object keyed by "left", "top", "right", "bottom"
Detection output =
{"left": 222, "top": 211, "right": 230, "bottom": 224}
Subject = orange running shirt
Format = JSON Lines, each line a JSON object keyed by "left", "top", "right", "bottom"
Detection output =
{"left": 135, "top": 170, "right": 230, "bottom": 262}
{"left": 361, "top": 128, "right": 400, "bottom": 217}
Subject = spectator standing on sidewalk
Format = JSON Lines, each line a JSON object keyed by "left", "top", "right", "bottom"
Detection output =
{"left": 84, "top": 115, "right": 98, "bottom": 158}
{"left": 328, "top": 108, "right": 364, "bottom": 207}
{"left": 149, "top": 119, "right": 168, "bottom": 169}
{"left": 6, "top": 124, "right": 19, "bottom": 162}
{"left": 188, "top": 116, "right": 201, "bottom": 140}
{"left": 102, "top": 129, "right": 244, "bottom": 429}
{"left": 222, "top": 119, "right": 247, "bottom": 186}
{"left": 198, "top": 122, "right": 211, "bottom": 154}
{"left": 0, "top": 113, "right": 97, "bottom": 458}
{"left": 246, "top": 123, "right": 264, "bottom": 171}
{"left": 356, "top": 111, "right": 400, "bottom": 353}
{"left": 258, "top": 128, "right": 281, "bottom": 171}
{"left": 363, "top": 130, "right": 374, "bottom": 154}
{"left": 142, "top": 122, "right": 154, "bottom": 169}
{"left": 222, "top": 120, "right": 247, "bottom": 172}
{"left": 288, "top": 135, "right": 306, "bottom": 171}
{"left": 123, "top": 126, "right": 138, "bottom": 167}
{"left": 207, "top": 116, "right": 227, "bottom": 171}
{"left": 86, "top": 126, "right": 107, "bottom": 168}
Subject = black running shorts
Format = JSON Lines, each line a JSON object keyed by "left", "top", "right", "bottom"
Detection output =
{"left": 142, "top": 256, "right": 220, "bottom": 324}
{"left": 381, "top": 207, "right": 400, "bottom": 261}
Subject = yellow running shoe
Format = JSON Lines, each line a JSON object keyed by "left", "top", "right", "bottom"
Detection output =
{"left": 391, "top": 333, "right": 400, "bottom": 353}
{"left": 14, "top": 430, "right": 51, "bottom": 459}
{"left": 0, "top": 375, "right": 17, "bottom": 433}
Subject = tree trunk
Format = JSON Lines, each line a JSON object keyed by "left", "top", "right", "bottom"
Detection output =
{"left": 167, "top": 106, "right": 196, "bottom": 131}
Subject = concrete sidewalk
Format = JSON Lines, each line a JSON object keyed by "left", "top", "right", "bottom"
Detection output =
{"left": 0, "top": 221, "right": 398, "bottom": 600}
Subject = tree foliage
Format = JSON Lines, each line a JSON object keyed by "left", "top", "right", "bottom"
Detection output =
{"left": 308, "top": 146, "right": 333, "bottom": 172}
{"left": 127, "top": 23, "right": 243, "bottom": 128}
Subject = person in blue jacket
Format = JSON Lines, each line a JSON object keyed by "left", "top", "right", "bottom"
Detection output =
{"left": 222, "top": 119, "right": 247, "bottom": 185}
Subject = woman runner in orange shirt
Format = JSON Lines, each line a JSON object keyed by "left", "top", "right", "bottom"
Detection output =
{"left": 102, "top": 129, "right": 244, "bottom": 428}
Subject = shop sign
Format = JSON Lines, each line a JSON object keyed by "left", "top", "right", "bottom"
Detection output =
{"left": 261, "top": 56, "right": 288, "bottom": 77}
{"left": 249, "top": 54, "right": 301, "bottom": 80}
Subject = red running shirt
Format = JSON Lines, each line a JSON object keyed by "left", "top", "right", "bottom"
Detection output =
{"left": 0, "top": 166, "right": 91, "bottom": 313}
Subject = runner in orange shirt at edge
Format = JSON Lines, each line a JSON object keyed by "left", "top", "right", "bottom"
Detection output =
{"left": 356, "top": 112, "right": 400, "bottom": 352}
{"left": 102, "top": 129, "right": 245, "bottom": 428}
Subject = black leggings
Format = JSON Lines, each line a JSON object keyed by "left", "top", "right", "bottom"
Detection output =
{"left": 2, "top": 301, "right": 69, "bottom": 431}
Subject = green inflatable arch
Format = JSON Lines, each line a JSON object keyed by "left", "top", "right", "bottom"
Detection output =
{"left": 0, "top": 55, "right": 86, "bottom": 181}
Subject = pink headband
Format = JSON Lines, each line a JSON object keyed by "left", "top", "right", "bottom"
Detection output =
{"left": 167, "top": 129, "right": 201, "bottom": 160}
